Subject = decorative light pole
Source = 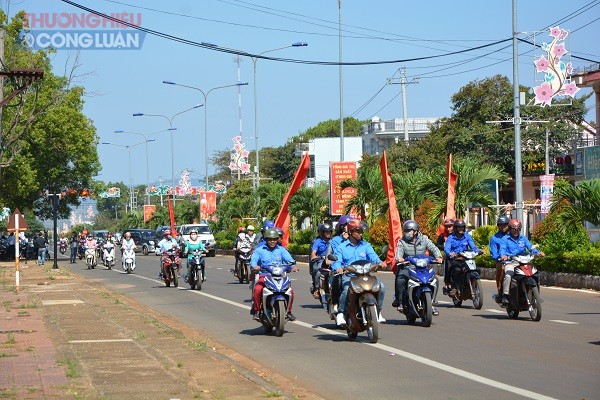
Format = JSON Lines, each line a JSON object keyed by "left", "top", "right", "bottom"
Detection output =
{"left": 162, "top": 81, "right": 248, "bottom": 190}
{"left": 249, "top": 42, "right": 308, "bottom": 188}
{"left": 132, "top": 104, "right": 203, "bottom": 191}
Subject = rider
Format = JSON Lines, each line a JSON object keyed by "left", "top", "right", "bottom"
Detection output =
{"left": 255, "top": 220, "right": 275, "bottom": 249}
{"left": 69, "top": 233, "right": 78, "bottom": 263}
{"left": 499, "top": 219, "right": 544, "bottom": 306}
{"left": 84, "top": 234, "right": 98, "bottom": 265}
{"left": 394, "top": 220, "right": 443, "bottom": 315}
{"left": 437, "top": 218, "right": 454, "bottom": 293}
{"left": 309, "top": 222, "right": 333, "bottom": 298}
{"left": 245, "top": 225, "right": 256, "bottom": 245}
{"left": 331, "top": 219, "right": 387, "bottom": 326}
{"left": 275, "top": 227, "right": 285, "bottom": 246}
{"left": 444, "top": 219, "right": 481, "bottom": 294}
{"left": 120, "top": 231, "right": 137, "bottom": 269}
{"left": 325, "top": 215, "right": 351, "bottom": 307}
{"left": 233, "top": 227, "right": 246, "bottom": 275}
{"left": 102, "top": 232, "right": 116, "bottom": 265}
{"left": 184, "top": 229, "right": 207, "bottom": 282}
{"left": 489, "top": 216, "right": 510, "bottom": 300}
{"left": 78, "top": 231, "right": 87, "bottom": 259}
{"left": 250, "top": 227, "right": 298, "bottom": 321}
{"left": 58, "top": 233, "right": 68, "bottom": 251}
{"left": 155, "top": 229, "right": 180, "bottom": 277}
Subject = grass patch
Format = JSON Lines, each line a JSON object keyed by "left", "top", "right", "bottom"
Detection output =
{"left": 142, "top": 316, "right": 161, "bottom": 327}
{"left": 26, "top": 387, "right": 38, "bottom": 394}
{"left": 58, "top": 357, "right": 79, "bottom": 379}
{"left": 24, "top": 346, "right": 35, "bottom": 352}
{"left": 0, "top": 352, "right": 16, "bottom": 358}
{"left": 5, "top": 333, "right": 16, "bottom": 344}
{"left": 1, "top": 300, "right": 12, "bottom": 311}
{"left": 187, "top": 340, "right": 208, "bottom": 352}
{"left": 17, "top": 310, "right": 29, "bottom": 316}
{"left": 177, "top": 361, "right": 183, "bottom": 368}
{"left": 134, "top": 332, "right": 146, "bottom": 341}
{"left": 17, "top": 300, "right": 38, "bottom": 309}
{"left": 265, "top": 390, "right": 283, "bottom": 398}
{"left": 0, "top": 388, "right": 16, "bottom": 398}
{"left": 113, "top": 298, "right": 122, "bottom": 305}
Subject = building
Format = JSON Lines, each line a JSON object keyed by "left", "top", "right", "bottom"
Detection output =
{"left": 295, "top": 137, "right": 362, "bottom": 186}
{"left": 361, "top": 116, "right": 441, "bottom": 155}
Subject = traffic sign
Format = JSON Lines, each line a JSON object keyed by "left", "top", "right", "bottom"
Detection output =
{"left": 5, "top": 208, "right": 28, "bottom": 232}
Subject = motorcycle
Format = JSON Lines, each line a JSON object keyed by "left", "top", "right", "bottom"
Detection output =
{"left": 59, "top": 240, "right": 68, "bottom": 255}
{"left": 103, "top": 242, "right": 115, "bottom": 269}
{"left": 446, "top": 250, "right": 483, "bottom": 309}
{"left": 256, "top": 262, "right": 295, "bottom": 337}
{"left": 235, "top": 246, "right": 252, "bottom": 284}
{"left": 78, "top": 243, "right": 85, "bottom": 260}
{"left": 496, "top": 253, "right": 542, "bottom": 321}
{"left": 397, "top": 255, "right": 439, "bottom": 327}
{"left": 85, "top": 246, "right": 96, "bottom": 269}
{"left": 317, "top": 257, "right": 335, "bottom": 320}
{"left": 187, "top": 249, "right": 206, "bottom": 290}
{"left": 332, "top": 258, "right": 383, "bottom": 343}
{"left": 122, "top": 247, "right": 136, "bottom": 274}
{"left": 161, "top": 248, "right": 180, "bottom": 287}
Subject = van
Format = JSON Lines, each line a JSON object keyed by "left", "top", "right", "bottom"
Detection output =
{"left": 178, "top": 224, "right": 216, "bottom": 257}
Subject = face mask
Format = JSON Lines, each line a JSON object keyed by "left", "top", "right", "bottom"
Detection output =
{"left": 404, "top": 231, "right": 414, "bottom": 241}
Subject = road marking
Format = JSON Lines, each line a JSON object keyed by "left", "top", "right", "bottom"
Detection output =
{"left": 486, "top": 309, "right": 505, "bottom": 314}
{"left": 124, "top": 272, "right": 559, "bottom": 400}
{"left": 41, "top": 299, "right": 84, "bottom": 305}
{"left": 69, "top": 339, "right": 134, "bottom": 343}
{"left": 549, "top": 320, "right": 579, "bottom": 325}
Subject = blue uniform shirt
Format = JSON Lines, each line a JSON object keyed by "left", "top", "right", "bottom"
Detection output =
{"left": 499, "top": 234, "right": 540, "bottom": 257}
{"left": 250, "top": 244, "right": 295, "bottom": 274}
{"left": 444, "top": 233, "right": 480, "bottom": 255}
{"left": 489, "top": 231, "right": 507, "bottom": 261}
{"left": 311, "top": 237, "right": 330, "bottom": 257}
{"left": 331, "top": 239, "right": 381, "bottom": 272}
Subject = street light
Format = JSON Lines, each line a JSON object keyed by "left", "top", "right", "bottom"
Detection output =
{"left": 114, "top": 128, "right": 171, "bottom": 204}
{"left": 162, "top": 81, "right": 248, "bottom": 190}
{"left": 132, "top": 104, "right": 203, "bottom": 191}
{"left": 250, "top": 42, "right": 308, "bottom": 189}
{"left": 101, "top": 140, "right": 153, "bottom": 211}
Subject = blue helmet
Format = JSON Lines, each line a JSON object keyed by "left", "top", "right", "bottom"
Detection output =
{"left": 261, "top": 220, "right": 275, "bottom": 234}
{"left": 338, "top": 215, "right": 351, "bottom": 226}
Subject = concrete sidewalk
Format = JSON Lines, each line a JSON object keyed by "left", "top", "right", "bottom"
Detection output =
{"left": 0, "top": 261, "right": 323, "bottom": 399}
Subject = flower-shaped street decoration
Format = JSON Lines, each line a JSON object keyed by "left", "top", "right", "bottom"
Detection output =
{"left": 533, "top": 26, "right": 579, "bottom": 107}
{"left": 228, "top": 136, "right": 251, "bottom": 175}
{"left": 175, "top": 169, "right": 199, "bottom": 196}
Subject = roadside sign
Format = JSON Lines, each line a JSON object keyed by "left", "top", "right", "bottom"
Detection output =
{"left": 5, "top": 208, "right": 28, "bottom": 232}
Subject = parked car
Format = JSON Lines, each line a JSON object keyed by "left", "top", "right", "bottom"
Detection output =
{"left": 93, "top": 230, "right": 109, "bottom": 241}
{"left": 177, "top": 223, "right": 216, "bottom": 257}
{"left": 121, "top": 229, "right": 156, "bottom": 255}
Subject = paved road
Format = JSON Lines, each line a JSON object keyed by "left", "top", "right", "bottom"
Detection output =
{"left": 72, "top": 253, "right": 600, "bottom": 400}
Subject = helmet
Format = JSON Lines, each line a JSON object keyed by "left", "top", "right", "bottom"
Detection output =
{"left": 320, "top": 222, "right": 333, "bottom": 233}
{"left": 246, "top": 225, "right": 255, "bottom": 231}
{"left": 347, "top": 219, "right": 364, "bottom": 233}
{"left": 403, "top": 220, "right": 420, "bottom": 232}
{"left": 453, "top": 219, "right": 466, "bottom": 229}
{"left": 263, "top": 228, "right": 279, "bottom": 239}
{"left": 237, "top": 227, "right": 245, "bottom": 233}
{"left": 338, "top": 215, "right": 352, "bottom": 226}
{"left": 262, "top": 220, "right": 275, "bottom": 233}
{"left": 82, "top": 229, "right": 89, "bottom": 235}
{"left": 508, "top": 218, "right": 522, "bottom": 230}
{"left": 275, "top": 227, "right": 284, "bottom": 237}
{"left": 497, "top": 216, "right": 510, "bottom": 225}
{"left": 163, "top": 229, "right": 171, "bottom": 236}
{"left": 443, "top": 218, "right": 454, "bottom": 227}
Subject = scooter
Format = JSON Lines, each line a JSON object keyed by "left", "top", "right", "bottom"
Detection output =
{"left": 235, "top": 246, "right": 252, "bottom": 284}
{"left": 446, "top": 250, "right": 483, "bottom": 309}
{"left": 187, "top": 249, "right": 206, "bottom": 290}
{"left": 122, "top": 247, "right": 136, "bottom": 274}
{"left": 397, "top": 255, "right": 439, "bottom": 327}
{"left": 59, "top": 240, "right": 67, "bottom": 255}
{"left": 103, "top": 242, "right": 115, "bottom": 270}
{"left": 256, "top": 262, "right": 295, "bottom": 337}
{"left": 161, "top": 248, "right": 180, "bottom": 287}
{"left": 496, "top": 253, "right": 542, "bottom": 321}
{"left": 85, "top": 246, "right": 96, "bottom": 270}
{"left": 318, "top": 259, "right": 335, "bottom": 319}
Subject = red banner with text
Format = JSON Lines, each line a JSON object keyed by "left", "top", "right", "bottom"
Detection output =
{"left": 329, "top": 161, "right": 358, "bottom": 216}
{"left": 199, "top": 191, "right": 217, "bottom": 221}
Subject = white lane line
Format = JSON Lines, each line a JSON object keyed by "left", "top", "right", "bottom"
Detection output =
{"left": 124, "top": 272, "right": 558, "bottom": 400}
{"left": 41, "top": 299, "right": 84, "bottom": 305}
{"left": 69, "top": 339, "right": 134, "bottom": 343}
{"left": 549, "top": 320, "right": 579, "bottom": 325}
{"left": 486, "top": 309, "right": 505, "bottom": 314}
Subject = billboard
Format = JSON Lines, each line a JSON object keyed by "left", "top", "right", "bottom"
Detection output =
{"left": 329, "top": 161, "right": 357, "bottom": 216}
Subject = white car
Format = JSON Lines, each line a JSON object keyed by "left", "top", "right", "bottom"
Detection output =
{"left": 177, "top": 224, "right": 216, "bottom": 257}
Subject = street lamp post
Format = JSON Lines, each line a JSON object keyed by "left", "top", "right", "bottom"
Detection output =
{"left": 250, "top": 42, "right": 308, "bottom": 189}
{"left": 114, "top": 129, "right": 169, "bottom": 204}
{"left": 101, "top": 140, "right": 151, "bottom": 211}
{"left": 162, "top": 81, "right": 248, "bottom": 190}
{"left": 132, "top": 104, "right": 203, "bottom": 192}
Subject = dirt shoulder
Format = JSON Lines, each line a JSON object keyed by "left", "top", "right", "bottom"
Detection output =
{"left": 0, "top": 261, "right": 324, "bottom": 400}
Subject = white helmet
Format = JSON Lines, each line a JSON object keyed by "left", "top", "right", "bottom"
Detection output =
{"left": 246, "top": 225, "right": 255, "bottom": 231}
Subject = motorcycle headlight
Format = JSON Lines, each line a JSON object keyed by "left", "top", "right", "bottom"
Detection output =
{"left": 415, "top": 259, "right": 428, "bottom": 268}
{"left": 350, "top": 280, "right": 364, "bottom": 293}
{"left": 372, "top": 280, "right": 381, "bottom": 292}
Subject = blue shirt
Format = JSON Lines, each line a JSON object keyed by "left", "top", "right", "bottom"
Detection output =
{"left": 500, "top": 234, "right": 540, "bottom": 257}
{"left": 331, "top": 239, "right": 381, "bottom": 273}
{"left": 444, "top": 233, "right": 480, "bottom": 255}
{"left": 489, "top": 231, "right": 507, "bottom": 261}
{"left": 250, "top": 244, "right": 295, "bottom": 274}
{"left": 311, "top": 237, "right": 330, "bottom": 257}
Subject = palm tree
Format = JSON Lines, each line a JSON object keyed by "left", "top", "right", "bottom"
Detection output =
{"left": 289, "top": 184, "right": 329, "bottom": 230}
{"left": 549, "top": 178, "right": 600, "bottom": 233}
{"left": 391, "top": 169, "right": 429, "bottom": 220}
{"left": 340, "top": 166, "right": 387, "bottom": 225}
{"left": 255, "top": 182, "right": 288, "bottom": 220}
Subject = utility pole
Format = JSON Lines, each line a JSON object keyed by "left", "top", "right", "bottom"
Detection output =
{"left": 387, "top": 68, "right": 419, "bottom": 144}
{"left": 234, "top": 55, "right": 243, "bottom": 181}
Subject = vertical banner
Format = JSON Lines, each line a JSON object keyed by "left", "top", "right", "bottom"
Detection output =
{"left": 540, "top": 174, "right": 555, "bottom": 215}
{"left": 167, "top": 195, "right": 176, "bottom": 237}
{"left": 380, "top": 151, "right": 403, "bottom": 268}
{"left": 446, "top": 153, "right": 458, "bottom": 220}
{"left": 329, "top": 161, "right": 358, "bottom": 216}
{"left": 143, "top": 205, "right": 156, "bottom": 223}
{"left": 199, "top": 191, "right": 217, "bottom": 221}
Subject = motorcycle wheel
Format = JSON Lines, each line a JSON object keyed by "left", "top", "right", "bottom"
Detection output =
{"left": 420, "top": 292, "right": 433, "bottom": 327}
{"left": 452, "top": 297, "right": 463, "bottom": 307}
{"left": 171, "top": 267, "right": 179, "bottom": 288}
{"left": 195, "top": 269, "right": 202, "bottom": 291}
{"left": 347, "top": 328, "right": 358, "bottom": 339}
{"left": 107, "top": 261, "right": 112, "bottom": 270}
{"left": 366, "top": 304, "right": 379, "bottom": 344}
{"left": 126, "top": 264, "right": 132, "bottom": 274}
{"left": 507, "top": 306, "right": 519, "bottom": 319}
{"left": 274, "top": 300, "right": 286, "bottom": 337}
{"left": 238, "top": 262, "right": 245, "bottom": 284}
{"left": 527, "top": 286, "right": 542, "bottom": 321}
{"left": 472, "top": 279, "right": 483, "bottom": 310}
{"left": 163, "top": 264, "right": 171, "bottom": 287}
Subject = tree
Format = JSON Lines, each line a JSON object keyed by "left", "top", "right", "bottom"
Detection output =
{"left": 0, "top": 11, "right": 99, "bottom": 218}
{"left": 340, "top": 166, "right": 387, "bottom": 225}
{"left": 289, "top": 184, "right": 329, "bottom": 230}
{"left": 549, "top": 178, "right": 600, "bottom": 234}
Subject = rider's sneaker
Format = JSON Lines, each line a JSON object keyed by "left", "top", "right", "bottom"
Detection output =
{"left": 501, "top": 294, "right": 510, "bottom": 307}
{"left": 250, "top": 310, "right": 260, "bottom": 321}
{"left": 432, "top": 307, "right": 440, "bottom": 316}
{"left": 391, "top": 299, "right": 399, "bottom": 308}
{"left": 442, "top": 286, "right": 449, "bottom": 296}
{"left": 157, "top": 272, "right": 163, "bottom": 279}
{"left": 183, "top": 275, "right": 188, "bottom": 283}
{"left": 377, "top": 312, "right": 386, "bottom": 323}
{"left": 286, "top": 312, "right": 297, "bottom": 321}
{"left": 335, "top": 313, "right": 346, "bottom": 326}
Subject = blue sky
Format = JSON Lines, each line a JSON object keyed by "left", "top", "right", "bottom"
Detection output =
{"left": 9, "top": 0, "right": 599, "bottom": 187}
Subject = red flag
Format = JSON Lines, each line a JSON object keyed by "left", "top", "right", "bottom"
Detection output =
{"left": 437, "top": 154, "right": 459, "bottom": 236}
{"left": 275, "top": 152, "right": 311, "bottom": 247}
{"left": 380, "top": 151, "right": 403, "bottom": 270}
{"left": 167, "top": 195, "right": 177, "bottom": 238}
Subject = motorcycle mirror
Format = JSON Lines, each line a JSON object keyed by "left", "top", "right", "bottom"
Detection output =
{"left": 380, "top": 245, "right": 389, "bottom": 259}
{"left": 327, "top": 254, "right": 338, "bottom": 261}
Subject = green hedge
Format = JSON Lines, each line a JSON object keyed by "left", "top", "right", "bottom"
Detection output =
{"left": 533, "top": 249, "right": 600, "bottom": 275}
